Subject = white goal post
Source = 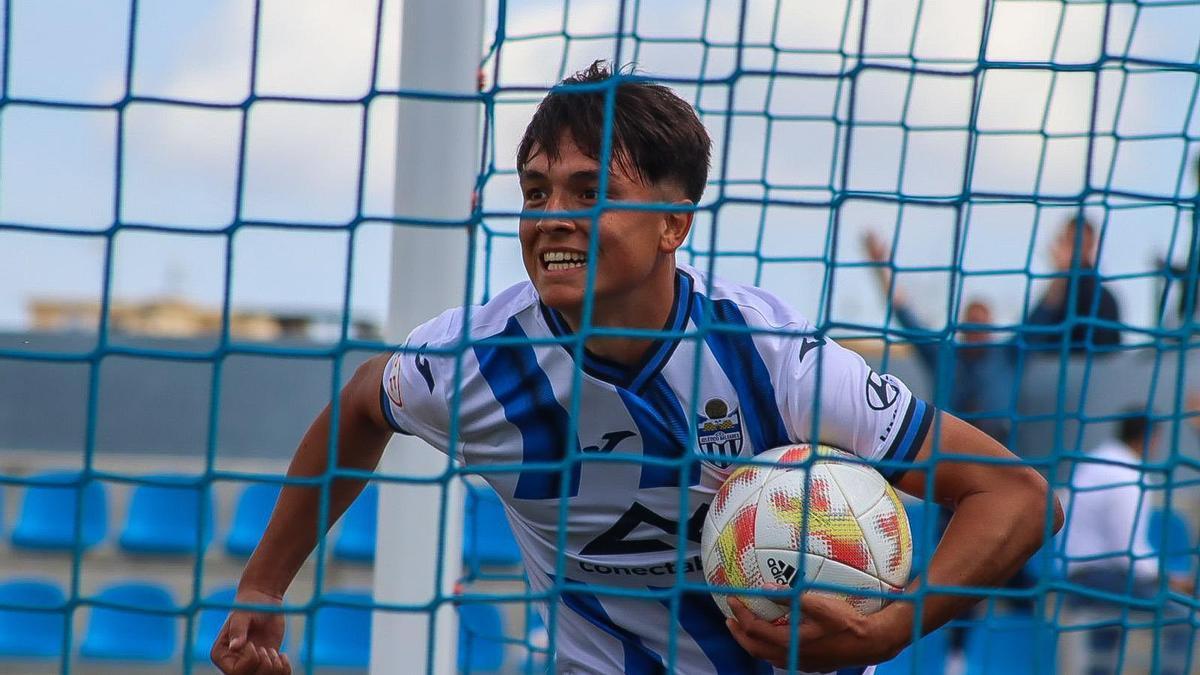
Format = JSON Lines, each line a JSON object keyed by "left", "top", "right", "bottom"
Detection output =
{"left": 372, "top": 0, "right": 484, "bottom": 672}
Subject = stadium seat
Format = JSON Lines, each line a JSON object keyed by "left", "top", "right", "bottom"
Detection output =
{"left": 11, "top": 471, "right": 107, "bottom": 551}
{"left": 1148, "top": 508, "right": 1193, "bottom": 575}
{"left": 80, "top": 582, "right": 178, "bottom": 662}
{"left": 965, "top": 616, "right": 1056, "bottom": 674}
{"left": 299, "top": 590, "right": 372, "bottom": 667}
{"left": 334, "top": 482, "right": 378, "bottom": 562}
{"left": 119, "top": 475, "right": 213, "bottom": 554}
{"left": 225, "top": 482, "right": 281, "bottom": 557}
{"left": 875, "top": 627, "right": 949, "bottom": 675}
{"left": 0, "top": 579, "right": 67, "bottom": 659}
{"left": 463, "top": 485, "right": 521, "bottom": 568}
{"left": 457, "top": 602, "right": 506, "bottom": 672}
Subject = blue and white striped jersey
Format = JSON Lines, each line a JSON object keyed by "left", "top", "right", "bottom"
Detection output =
{"left": 380, "top": 263, "right": 934, "bottom": 675}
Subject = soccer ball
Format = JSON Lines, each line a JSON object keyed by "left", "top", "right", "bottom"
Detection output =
{"left": 701, "top": 444, "right": 912, "bottom": 622}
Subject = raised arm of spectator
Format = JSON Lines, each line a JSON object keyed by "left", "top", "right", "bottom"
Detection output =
{"left": 862, "top": 231, "right": 938, "bottom": 370}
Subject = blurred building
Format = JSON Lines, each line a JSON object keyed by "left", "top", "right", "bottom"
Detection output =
{"left": 27, "top": 297, "right": 381, "bottom": 342}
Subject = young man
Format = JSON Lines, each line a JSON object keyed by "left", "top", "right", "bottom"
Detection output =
{"left": 1061, "top": 413, "right": 1193, "bottom": 675}
{"left": 861, "top": 231, "right": 1016, "bottom": 444}
{"left": 210, "top": 62, "right": 1062, "bottom": 675}
{"left": 1025, "top": 217, "right": 1122, "bottom": 352}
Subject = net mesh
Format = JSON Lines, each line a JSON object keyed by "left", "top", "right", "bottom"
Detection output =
{"left": 0, "top": 0, "right": 1198, "bottom": 673}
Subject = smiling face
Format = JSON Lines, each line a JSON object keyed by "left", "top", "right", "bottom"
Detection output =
{"left": 518, "top": 134, "right": 692, "bottom": 322}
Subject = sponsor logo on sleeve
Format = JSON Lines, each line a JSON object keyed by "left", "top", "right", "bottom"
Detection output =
{"left": 865, "top": 370, "right": 900, "bottom": 411}
{"left": 414, "top": 342, "right": 435, "bottom": 393}
{"left": 384, "top": 354, "right": 404, "bottom": 408}
{"left": 797, "top": 336, "right": 825, "bottom": 362}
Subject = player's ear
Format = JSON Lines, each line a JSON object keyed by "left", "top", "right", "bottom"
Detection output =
{"left": 661, "top": 199, "right": 694, "bottom": 253}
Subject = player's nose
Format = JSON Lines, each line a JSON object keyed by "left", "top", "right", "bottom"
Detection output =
{"left": 535, "top": 195, "right": 579, "bottom": 234}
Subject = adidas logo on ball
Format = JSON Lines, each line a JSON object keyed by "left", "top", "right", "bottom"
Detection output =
{"left": 766, "top": 557, "right": 797, "bottom": 586}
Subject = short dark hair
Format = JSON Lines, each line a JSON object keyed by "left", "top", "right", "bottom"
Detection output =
{"left": 1117, "top": 411, "right": 1154, "bottom": 446}
{"left": 516, "top": 60, "right": 712, "bottom": 203}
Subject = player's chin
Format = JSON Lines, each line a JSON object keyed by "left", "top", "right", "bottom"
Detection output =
{"left": 533, "top": 269, "right": 593, "bottom": 307}
{"left": 536, "top": 283, "right": 586, "bottom": 313}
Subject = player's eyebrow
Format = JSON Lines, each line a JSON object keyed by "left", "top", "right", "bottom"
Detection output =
{"left": 518, "top": 169, "right": 605, "bottom": 184}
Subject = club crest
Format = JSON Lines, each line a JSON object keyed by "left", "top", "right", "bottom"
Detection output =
{"left": 697, "top": 398, "right": 744, "bottom": 469}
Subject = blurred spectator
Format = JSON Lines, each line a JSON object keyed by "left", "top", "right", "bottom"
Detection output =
{"left": 1154, "top": 155, "right": 1200, "bottom": 328}
{"left": 1060, "top": 412, "right": 1192, "bottom": 675}
{"left": 862, "top": 231, "right": 1015, "bottom": 443}
{"left": 1025, "top": 217, "right": 1122, "bottom": 352}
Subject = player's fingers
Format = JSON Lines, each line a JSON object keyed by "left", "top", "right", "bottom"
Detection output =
{"left": 217, "top": 641, "right": 261, "bottom": 675}
{"left": 725, "top": 617, "right": 770, "bottom": 660}
{"left": 257, "top": 645, "right": 286, "bottom": 675}
{"left": 798, "top": 592, "right": 842, "bottom": 621}
{"left": 261, "top": 646, "right": 283, "bottom": 674}
{"left": 251, "top": 646, "right": 270, "bottom": 675}
{"left": 279, "top": 651, "right": 293, "bottom": 675}
{"left": 728, "top": 599, "right": 783, "bottom": 644}
{"left": 763, "top": 583, "right": 797, "bottom": 608}
{"left": 726, "top": 597, "right": 768, "bottom": 635}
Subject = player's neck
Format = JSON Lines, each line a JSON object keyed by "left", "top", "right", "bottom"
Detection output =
{"left": 557, "top": 266, "right": 677, "bottom": 367}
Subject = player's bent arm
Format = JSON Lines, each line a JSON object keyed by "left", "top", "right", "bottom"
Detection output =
{"left": 238, "top": 353, "right": 395, "bottom": 597}
{"left": 212, "top": 354, "right": 394, "bottom": 674}
{"left": 873, "top": 412, "right": 1064, "bottom": 658}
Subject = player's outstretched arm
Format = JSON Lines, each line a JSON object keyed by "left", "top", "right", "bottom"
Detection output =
{"left": 728, "top": 412, "right": 1063, "bottom": 671}
{"left": 211, "top": 354, "right": 394, "bottom": 675}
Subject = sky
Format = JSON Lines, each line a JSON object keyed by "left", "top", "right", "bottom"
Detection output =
{"left": 2, "top": 0, "right": 1199, "bottom": 339}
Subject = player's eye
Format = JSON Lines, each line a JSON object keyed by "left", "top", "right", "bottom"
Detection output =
{"left": 581, "top": 188, "right": 600, "bottom": 201}
{"left": 524, "top": 188, "right": 546, "bottom": 203}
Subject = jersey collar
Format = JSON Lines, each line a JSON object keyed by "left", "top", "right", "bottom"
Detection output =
{"left": 540, "top": 270, "right": 693, "bottom": 393}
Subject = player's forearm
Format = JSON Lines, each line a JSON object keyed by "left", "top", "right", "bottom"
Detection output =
{"left": 872, "top": 416, "right": 1063, "bottom": 657}
{"left": 240, "top": 366, "right": 393, "bottom": 596}
{"left": 871, "top": 482, "right": 1050, "bottom": 653}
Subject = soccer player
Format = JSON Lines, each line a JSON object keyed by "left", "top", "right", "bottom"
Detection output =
{"left": 210, "top": 61, "right": 1063, "bottom": 675}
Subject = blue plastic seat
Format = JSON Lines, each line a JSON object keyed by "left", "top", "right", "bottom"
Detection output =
{"left": 300, "top": 590, "right": 372, "bottom": 667}
{"left": 1148, "top": 509, "right": 1193, "bottom": 575}
{"left": 334, "top": 483, "right": 378, "bottom": 562}
{"left": 458, "top": 602, "right": 506, "bottom": 672}
{"left": 80, "top": 582, "right": 178, "bottom": 662}
{"left": 119, "top": 475, "right": 213, "bottom": 554}
{"left": 463, "top": 485, "right": 521, "bottom": 568}
{"left": 11, "top": 471, "right": 107, "bottom": 551}
{"left": 875, "top": 627, "right": 949, "bottom": 675}
{"left": 0, "top": 579, "right": 67, "bottom": 658}
{"left": 225, "top": 483, "right": 281, "bottom": 557}
{"left": 965, "top": 616, "right": 1056, "bottom": 674}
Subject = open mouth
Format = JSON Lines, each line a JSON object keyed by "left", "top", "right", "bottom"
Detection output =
{"left": 542, "top": 250, "right": 588, "bottom": 271}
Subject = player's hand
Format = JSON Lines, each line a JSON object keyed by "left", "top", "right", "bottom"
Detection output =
{"left": 726, "top": 591, "right": 884, "bottom": 672}
{"left": 210, "top": 588, "right": 291, "bottom": 675}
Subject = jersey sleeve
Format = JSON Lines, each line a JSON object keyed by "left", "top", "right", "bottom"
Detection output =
{"left": 780, "top": 333, "right": 936, "bottom": 483}
{"left": 379, "top": 310, "right": 459, "bottom": 454}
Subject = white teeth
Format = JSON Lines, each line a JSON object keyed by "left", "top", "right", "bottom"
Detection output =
{"left": 542, "top": 251, "right": 586, "bottom": 263}
{"left": 547, "top": 261, "right": 586, "bottom": 271}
